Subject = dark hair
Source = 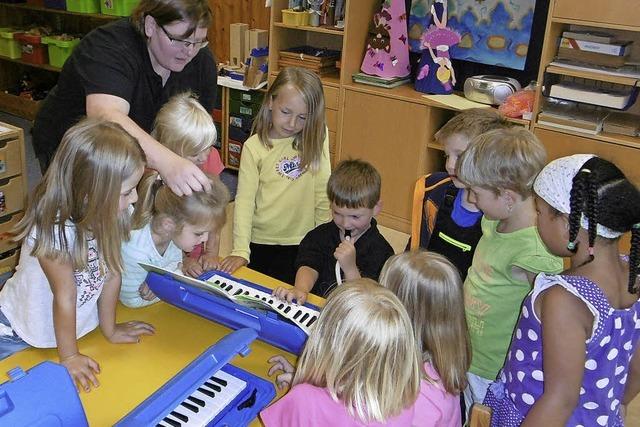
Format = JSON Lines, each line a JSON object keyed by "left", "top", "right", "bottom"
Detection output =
{"left": 567, "top": 157, "right": 640, "bottom": 293}
{"left": 131, "top": 0, "right": 212, "bottom": 39}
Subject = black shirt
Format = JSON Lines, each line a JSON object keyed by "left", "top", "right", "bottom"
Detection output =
{"left": 32, "top": 18, "right": 218, "bottom": 165}
{"left": 295, "top": 219, "right": 395, "bottom": 298}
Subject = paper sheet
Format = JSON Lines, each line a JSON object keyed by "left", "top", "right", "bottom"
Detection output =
{"left": 421, "top": 93, "right": 491, "bottom": 110}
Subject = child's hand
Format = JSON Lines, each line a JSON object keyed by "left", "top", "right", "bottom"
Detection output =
{"left": 182, "top": 256, "right": 205, "bottom": 278}
{"left": 105, "top": 321, "right": 155, "bottom": 344}
{"left": 267, "top": 355, "right": 295, "bottom": 390}
{"left": 138, "top": 282, "right": 157, "bottom": 301}
{"left": 334, "top": 240, "right": 358, "bottom": 278}
{"left": 273, "top": 287, "right": 308, "bottom": 305}
{"left": 60, "top": 352, "right": 100, "bottom": 393}
{"left": 219, "top": 256, "right": 248, "bottom": 273}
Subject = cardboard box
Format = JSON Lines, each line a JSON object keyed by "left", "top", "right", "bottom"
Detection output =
{"left": 244, "top": 29, "right": 269, "bottom": 60}
{"left": 230, "top": 23, "right": 249, "bottom": 67}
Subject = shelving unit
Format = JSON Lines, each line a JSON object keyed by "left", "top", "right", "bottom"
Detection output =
{"left": 529, "top": 0, "right": 640, "bottom": 185}
{"left": 0, "top": 2, "right": 117, "bottom": 120}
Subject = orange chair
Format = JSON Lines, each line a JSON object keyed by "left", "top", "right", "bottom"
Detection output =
{"left": 469, "top": 404, "right": 492, "bottom": 427}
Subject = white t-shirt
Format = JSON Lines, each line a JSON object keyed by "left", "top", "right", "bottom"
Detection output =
{"left": 0, "top": 223, "right": 106, "bottom": 348}
{"left": 119, "top": 223, "right": 182, "bottom": 308}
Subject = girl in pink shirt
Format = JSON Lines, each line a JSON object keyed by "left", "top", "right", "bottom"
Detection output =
{"left": 152, "top": 92, "right": 225, "bottom": 276}
{"left": 261, "top": 279, "right": 424, "bottom": 426}
{"left": 380, "top": 251, "right": 471, "bottom": 426}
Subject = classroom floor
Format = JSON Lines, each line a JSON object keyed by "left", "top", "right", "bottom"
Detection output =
{"left": 1, "top": 111, "right": 639, "bottom": 424}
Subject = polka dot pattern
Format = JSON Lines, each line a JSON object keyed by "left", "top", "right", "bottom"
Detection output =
{"left": 484, "top": 273, "right": 640, "bottom": 426}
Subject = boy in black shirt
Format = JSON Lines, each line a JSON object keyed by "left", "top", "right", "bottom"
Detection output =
{"left": 273, "top": 160, "right": 394, "bottom": 304}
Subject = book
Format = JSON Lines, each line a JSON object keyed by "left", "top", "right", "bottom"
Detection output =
{"left": 557, "top": 48, "right": 627, "bottom": 68}
{"left": 603, "top": 112, "right": 640, "bottom": 136}
{"left": 352, "top": 72, "right": 411, "bottom": 88}
{"left": 549, "top": 59, "right": 640, "bottom": 79}
{"left": 548, "top": 82, "right": 632, "bottom": 109}
{"left": 538, "top": 109, "right": 608, "bottom": 132}
{"left": 559, "top": 37, "right": 631, "bottom": 56}
{"left": 562, "top": 30, "right": 616, "bottom": 44}
{"left": 537, "top": 120, "right": 601, "bottom": 135}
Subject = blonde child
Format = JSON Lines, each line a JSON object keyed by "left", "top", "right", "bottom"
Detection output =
{"left": 152, "top": 92, "right": 225, "bottom": 277}
{"left": 411, "top": 108, "right": 511, "bottom": 280}
{"left": 261, "top": 279, "right": 428, "bottom": 426}
{"left": 379, "top": 251, "right": 470, "bottom": 426}
{"left": 119, "top": 170, "right": 229, "bottom": 307}
{"left": 273, "top": 159, "right": 394, "bottom": 305}
{"left": 0, "top": 118, "right": 154, "bottom": 392}
{"left": 455, "top": 128, "right": 563, "bottom": 409}
{"left": 484, "top": 155, "right": 640, "bottom": 425}
{"left": 219, "top": 67, "right": 331, "bottom": 284}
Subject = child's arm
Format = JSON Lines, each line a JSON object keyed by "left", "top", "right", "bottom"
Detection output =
{"left": 522, "top": 286, "right": 592, "bottom": 426}
{"left": 98, "top": 270, "right": 155, "bottom": 344}
{"left": 40, "top": 256, "right": 101, "bottom": 392}
{"left": 183, "top": 229, "right": 222, "bottom": 277}
{"left": 273, "top": 266, "right": 318, "bottom": 305}
{"left": 622, "top": 345, "right": 640, "bottom": 417}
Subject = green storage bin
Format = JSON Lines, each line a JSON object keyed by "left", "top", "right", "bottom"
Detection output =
{"left": 0, "top": 28, "right": 21, "bottom": 60}
{"left": 100, "top": 0, "right": 138, "bottom": 16}
{"left": 230, "top": 99, "right": 261, "bottom": 117}
{"left": 42, "top": 36, "right": 80, "bottom": 68}
{"left": 230, "top": 88, "right": 265, "bottom": 105}
{"left": 66, "top": 0, "right": 100, "bottom": 13}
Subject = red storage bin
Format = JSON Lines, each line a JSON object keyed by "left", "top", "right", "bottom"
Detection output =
{"left": 14, "top": 33, "right": 48, "bottom": 64}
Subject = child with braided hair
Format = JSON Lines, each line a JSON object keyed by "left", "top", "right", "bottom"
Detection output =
{"left": 484, "top": 154, "right": 640, "bottom": 426}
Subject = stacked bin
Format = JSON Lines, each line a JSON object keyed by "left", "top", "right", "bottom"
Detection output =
{"left": 66, "top": 0, "right": 100, "bottom": 13}
{"left": 100, "top": 0, "right": 139, "bottom": 16}
{"left": 228, "top": 89, "right": 264, "bottom": 168}
{"left": 0, "top": 28, "right": 21, "bottom": 59}
{"left": 42, "top": 36, "right": 80, "bottom": 68}
{"left": 212, "top": 85, "right": 223, "bottom": 156}
{"left": 13, "top": 32, "right": 48, "bottom": 65}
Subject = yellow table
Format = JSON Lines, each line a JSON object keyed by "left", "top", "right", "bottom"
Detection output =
{"left": 0, "top": 267, "right": 324, "bottom": 426}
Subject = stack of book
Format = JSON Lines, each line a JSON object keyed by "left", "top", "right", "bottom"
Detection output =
{"left": 352, "top": 72, "right": 411, "bottom": 88}
{"left": 538, "top": 107, "right": 609, "bottom": 135}
{"left": 603, "top": 112, "right": 640, "bottom": 137}
{"left": 278, "top": 46, "right": 340, "bottom": 76}
{"left": 557, "top": 30, "right": 632, "bottom": 68}
{"left": 548, "top": 81, "right": 633, "bottom": 109}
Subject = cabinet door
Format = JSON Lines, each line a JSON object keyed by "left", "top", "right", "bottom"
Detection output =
{"left": 553, "top": 0, "right": 640, "bottom": 28}
{"left": 340, "top": 89, "right": 444, "bottom": 232}
{"left": 535, "top": 128, "right": 640, "bottom": 185}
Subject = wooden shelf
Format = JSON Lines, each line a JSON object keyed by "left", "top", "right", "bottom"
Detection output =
{"left": 269, "top": 70, "right": 341, "bottom": 87}
{"left": 273, "top": 22, "right": 344, "bottom": 36}
{"left": 0, "top": 3, "right": 117, "bottom": 20}
{"left": 546, "top": 64, "right": 640, "bottom": 86}
{"left": 533, "top": 122, "right": 640, "bottom": 149}
{"left": 551, "top": 17, "right": 640, "bottom": 32}
{"left": 0, "top": 54, "right": 60, "bottom": 72}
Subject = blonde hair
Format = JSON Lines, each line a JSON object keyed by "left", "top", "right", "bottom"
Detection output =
{"left": 14, "top": 118, "right": 145, "bottom": 273}
{"left": 435, "top": 108, "right": 511, "bottom": 142}
{"left": 293, "top": 279, "right": 421, "bottom": 423}
{"left": 152, "top": 92, "right": 216, "bottom": 158}
{"left": 456, "top": 127, "right": 547, "bottom": 197}
{"left": 132, "top": 170, "right": 229, "bottom": 232}
{"left": 379, "top": 251, "right": 471, "bottom": 394}
{"left": 252, "top": 67, "right": 326, "bottom": 172}
{"left": 327, "top": 159, "right": 381, "bottom": 209}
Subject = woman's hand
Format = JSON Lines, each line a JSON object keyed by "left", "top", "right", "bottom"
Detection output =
{"left": 219, "top": 256, "right": 248, "bottom": 274}
{"left": 60, "top": 352, "right": 101, "bottom": 392}
{"left": 267, "top": 355, "right": 296, "bottom": 390}
{"left": 157, "top": 152, "right": 211, "bottom": 196}
{"left": 105, "top": 321, "right": 155, "bottom": 344}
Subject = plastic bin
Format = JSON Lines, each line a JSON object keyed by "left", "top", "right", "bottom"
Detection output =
{"left": 227, "top": 140, "right": 243, "bottom": 168}
{"left": 230, "top": 88, "right": 265, "bottom": 105}
{"left": 281, "top": 9, "right": 310, "bottom": 26}
{"left": 42, "top": 36, "right": 80, "bottom": 68}
{"left": 13, "top": 33, "right": 48, "bottom": 65}
{"left": 229, "top": 113, "right": 253, "bottom": 132}
{"left": 44, "top": 0, "right": 65, "bottom": 9}
{"left": 0, "top": 28, "right": 21, "bottom": 59}
{"left": 100, "top": 0, "right": 139, "bottom": 16}
{"left": 66, "top": 0, "right": 100, "bottom": 13}
{"left": 228, "top": 125, "right": 250, "bottom": 143}
{"left": 229, "top": 99, "right": 261, "bottom": 117}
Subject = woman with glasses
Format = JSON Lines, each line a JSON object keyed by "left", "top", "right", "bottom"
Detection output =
{"left": 32, "top": 0, "right": 217, "bottom": 196}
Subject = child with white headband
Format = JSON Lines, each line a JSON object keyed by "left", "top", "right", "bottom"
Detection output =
{"left": 483, "top": 154, "right": 640, "bottom": 426}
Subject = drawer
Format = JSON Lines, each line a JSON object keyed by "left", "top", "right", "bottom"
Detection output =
{"left": 323, "top": 85, "right": 339, "bottom": 110}
{"left": 0, "top": 138, "right": 22, "bottom": 180}
{"left": 328, "top": 131, "right": 336, "bottom": 154}
{"left": 0, "top": 175, "right": 24, "bottom": 216}
{"left": 227, "top": 140, "right": 243, "bottom": 168}
{"left": 230, "top": 88, "right": 265, "bottom": 105}
{"left": 229, "top": 99, "right": 261, "bottom": 117}
{"left": 326, "top": 108, "right": 338, "bottom": 132}
{"left": 0, "top": 212, "right": 22, "bottom": 254}
{"left": 0, "top": 248, "right": 19, "bottom": 273}
{"left": 553, "top": 0, "right": 639, "bottom": 27}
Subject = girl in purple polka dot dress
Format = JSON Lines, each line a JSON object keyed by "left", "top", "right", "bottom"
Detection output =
{"left": 483, "top": 155, "right": 640, "bottom": 426}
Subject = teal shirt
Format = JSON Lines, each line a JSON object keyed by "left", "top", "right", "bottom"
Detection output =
{"left": 465, "top": 217, "right": 563, "bottom": 380}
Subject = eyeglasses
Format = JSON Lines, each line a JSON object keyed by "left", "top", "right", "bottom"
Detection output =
{"left": 159, "top": 25, "right": 209, "bottom": 50}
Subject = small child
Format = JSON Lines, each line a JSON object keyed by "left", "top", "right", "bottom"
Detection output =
{"left": 411, "top": 108, "right": 511, "bottom": 280}
{"left": 152, "top": 92, "right": 225, "bottom": 276}
{"left": 455, "top": 128, "right": 563, "bottom": 409}
{"left": 0, "top": 118, "right": 154, "bottom": 391}
{"left": 261, "top": 279, "right": 427, "bottom": 426}
{"left": 379, "top": 251, "right": 471, "bottom": 426}
{"left": 484, "top": 155, "right": 640, "bottom": 425}
{"left": 219, "top": 67, "right": 331, "bottom": 284}
{"left": 273, "top": 159, "right": 394, "bottom": 304}
{"left": 119, "top": 170, "right": 229, "bottom": 307}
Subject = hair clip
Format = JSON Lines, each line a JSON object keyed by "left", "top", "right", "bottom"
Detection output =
{"left": 567, "top": 241, "right": 577, "bottom": 251}
{"left": 580, "top": 168, "right": 592, "bottom": 174}
{"left": 633, "top": 223, "right": 640, "bottom": 230}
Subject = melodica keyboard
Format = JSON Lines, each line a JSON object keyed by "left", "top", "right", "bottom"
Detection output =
{"left": 115, "top": 328, "right": 275, "bottom": 427}
{"left": 145, "top": 267, "right": 321, "bottom": 354}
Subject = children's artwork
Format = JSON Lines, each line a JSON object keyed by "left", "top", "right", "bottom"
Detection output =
{"left": 414, "top": 0, "right": 461, "bottom": 94}
{"left": 360, "top": 0, "right": 411, "bottom": 79}
{"left": 411, "top": 0, "right": 536, "bottom": 70}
